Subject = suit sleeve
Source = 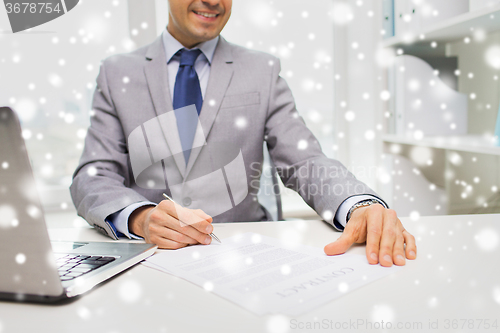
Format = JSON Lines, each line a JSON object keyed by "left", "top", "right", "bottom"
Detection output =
{"left": 264, "top": 58, "right": 387, "bottom": 229}
{"left": 70, "top": 61, "right": 151, "bottom": 240}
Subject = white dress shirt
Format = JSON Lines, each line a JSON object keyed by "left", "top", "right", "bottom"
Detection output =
{"left": 163, "top": 29, "right": 219, "bottom": 102}
{"left": 107, "top": 30, "right": 384, "bottom": 239}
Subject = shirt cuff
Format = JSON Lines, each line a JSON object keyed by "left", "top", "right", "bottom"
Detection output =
{"left": 333, "top": 195, "right": 387, "bottom": 231}
{"left": 106, "top": 201, "right": 157, "bottom": 240}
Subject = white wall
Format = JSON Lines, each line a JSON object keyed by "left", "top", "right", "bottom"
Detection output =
{"left": 333, "top": 0, "right": 386, "bottom": 192}
{"left": 0, "top": 0, "right": 134, "bottom": 211}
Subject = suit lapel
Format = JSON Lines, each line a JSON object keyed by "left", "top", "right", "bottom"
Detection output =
{"left": 185, "top": 37, "right": 234, "bottom": 177}
{"left": 144, "top": 35, "right": 186, "bottom": 176}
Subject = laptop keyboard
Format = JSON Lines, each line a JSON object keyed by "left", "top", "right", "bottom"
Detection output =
{"left": 55, "top": 254, "right": 117, "bottom": 281}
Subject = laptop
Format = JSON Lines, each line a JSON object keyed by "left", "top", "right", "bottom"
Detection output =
{"left": 0, "top": 107, "right": 157, "bottom": 303}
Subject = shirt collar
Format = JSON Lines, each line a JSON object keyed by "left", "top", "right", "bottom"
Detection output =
{"left": 162, "top": 28, "right": 219, "bottom": 65}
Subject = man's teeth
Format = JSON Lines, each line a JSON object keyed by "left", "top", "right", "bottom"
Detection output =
{"left": 195, "top": 11, "right": 217, "bottom": 18}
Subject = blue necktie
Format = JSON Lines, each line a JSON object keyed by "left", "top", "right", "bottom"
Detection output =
{"left": 173, "top": 49, "right": 203, "bottom": 163}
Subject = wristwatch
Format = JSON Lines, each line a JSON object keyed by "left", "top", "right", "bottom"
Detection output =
{"left": 346, "top": 199, "right": 382, "bottom": 222}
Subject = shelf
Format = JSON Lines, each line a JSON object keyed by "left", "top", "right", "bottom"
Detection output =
{"left": 382, "top": 5, "right": 500, "bottom": 48}
{"left": 382, "top": 134, "right": 500, "bottom": 156}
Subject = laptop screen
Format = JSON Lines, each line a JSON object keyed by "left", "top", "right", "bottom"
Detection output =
{"left": 0, "top": 107, "right": 64, "bottom": 298}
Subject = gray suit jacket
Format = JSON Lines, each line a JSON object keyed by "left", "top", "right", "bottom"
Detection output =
{"left": 70, "top": 34, "right": 382, "bottom": 240}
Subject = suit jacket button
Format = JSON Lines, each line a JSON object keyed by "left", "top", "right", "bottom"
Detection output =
{"left": 182, "top": 197, "right": 192, "bottom": 207}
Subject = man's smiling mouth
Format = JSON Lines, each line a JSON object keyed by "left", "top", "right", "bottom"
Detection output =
{"left": 193, "top": 11, "right": 219, "bottom": 18}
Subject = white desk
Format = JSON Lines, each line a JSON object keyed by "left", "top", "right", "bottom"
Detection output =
{"left": 1, "top": 213, "right": 499, "bottom": 333}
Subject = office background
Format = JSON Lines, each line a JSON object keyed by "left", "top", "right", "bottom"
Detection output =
{"left": 1, "top": 0, "right": 499, "bottom": 219}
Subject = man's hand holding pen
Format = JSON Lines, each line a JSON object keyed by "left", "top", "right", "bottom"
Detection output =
{"left": 129, "top": 199, "right": 215, "bottom": 250}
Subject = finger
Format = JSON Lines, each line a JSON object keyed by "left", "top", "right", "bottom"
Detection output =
{"left": 160, "top": 200, "right": 196, "bottom": 226}
{"left": 324, "top": 228, "right": 356, "bottom": 256}
{"left": 403, "top": 230, "right": 417, "bottom": 260}
{"left": 178, "top": 209, "right": 213, "bottom": 235}
{"left": 150, "top": 223, "right": 199, "bottom": 245}
{"left": 378, "top": 209, "right": 398, "bottom": 267}
{"left": 194, "top": 209, "right": 213, "bottom": 223}
{"left": 158, "top": 200, "right": 180, "bottom": 219}
{"left": 392, "top": 230, "right": 406, "bottom": 266}
{"left": 164, "top": 215, "right": 212, "bottom": 245}
{"left": 365, "top": 205, "right": 384, "bottom": 265}
{"left": 149, "top": 206, "right": 212, "bottom": 245}
{"left": 162, "top": 201, "right": 212, "bottom": 231}
{"left": 188, "top": 210, "right": 215, "bottom": 233}
{"left": 150, "top": 235, "right": 190, "bottom": 250}
{"left": 157, "top": 200, "right": 212, "bottom": 234}
{"left": 157, "top": 200, "right": 202, "bottom": 225}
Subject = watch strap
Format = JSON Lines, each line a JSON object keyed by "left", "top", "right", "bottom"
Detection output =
{"left": 346, "top": 199, "right": 382, "bottom": 222}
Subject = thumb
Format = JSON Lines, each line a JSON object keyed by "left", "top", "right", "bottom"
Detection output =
{"left": 324, "top": 231, "right": 355, "bottom": 256}
{"left": 194, "top": 209, "right": 213, "bottom": 223}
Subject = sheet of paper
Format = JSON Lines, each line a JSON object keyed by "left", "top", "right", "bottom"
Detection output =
{"left": 143, "top": 232, "right": 402, "bottom": 316}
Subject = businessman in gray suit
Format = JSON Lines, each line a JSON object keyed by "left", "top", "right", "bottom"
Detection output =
{"left": 71, "top": 0, "right": 416, "bottom": 267}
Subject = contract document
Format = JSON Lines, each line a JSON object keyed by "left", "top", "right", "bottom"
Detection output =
{"left": 143, "top": 233, "right": 402, "bottom": 316}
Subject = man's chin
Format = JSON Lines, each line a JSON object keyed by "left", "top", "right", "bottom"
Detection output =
{"left": 190, "top": 29, "right": 220, "bottom": 43}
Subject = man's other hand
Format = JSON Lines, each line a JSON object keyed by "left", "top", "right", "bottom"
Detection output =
{"left": 323, "top": 204, "right": 417, "bottom": 266}
{"left": 129, "top": 200, "right": 213, "bottom": 250}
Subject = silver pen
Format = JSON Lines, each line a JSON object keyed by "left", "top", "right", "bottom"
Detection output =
{"left": 162, "top": 193, "right": 221, "bottom": 243}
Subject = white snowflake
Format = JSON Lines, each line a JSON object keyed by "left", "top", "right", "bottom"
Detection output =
{"left": 371, "top": 304, "right": 395, "bottom": 323}
{"left": 280, "top": 264, "right": 291, "bottom": 275}
{"left": 266, "top": 315, "right": 289, "bottom": 333}
{"left": 338, "top": 282, "right": 349, "bottom": 293}
{"left": 203, "top": 281, "right": 214, "bottom": 292}
{"left": 297, "top": 140, "right": 308, "bottom": 150}
{"left": 15, "top": 253, "right": 26, "bottom": 265}
{"left": 118, "top": 279, "right": 142, "bottom": 303}
{"left": 474, "top": 228, "right": 499, "bottom": 252}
